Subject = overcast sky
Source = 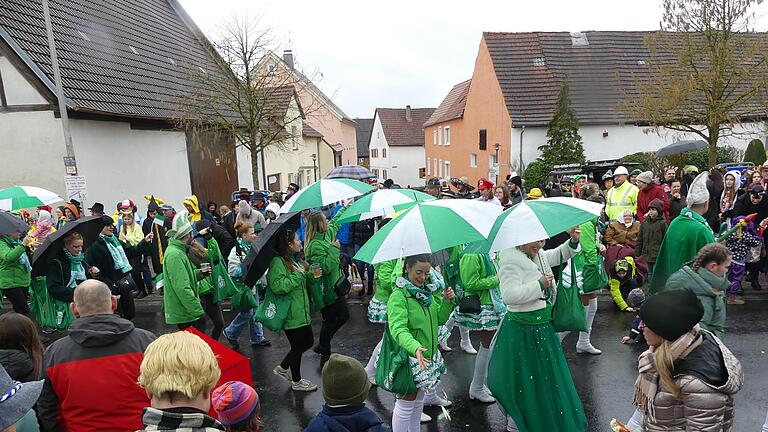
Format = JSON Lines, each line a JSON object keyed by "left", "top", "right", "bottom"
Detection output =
{"left": 177, "top": 0, "right": 766, "bottom": 119}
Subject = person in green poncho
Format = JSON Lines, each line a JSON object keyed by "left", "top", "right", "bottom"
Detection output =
{"left": 0, "top": 225, "right": 37, "bottom": 316}
{"left": 304, "top": 202, "right": 350, "bottom": 362}
{"left": 651, "top": 172, "right": 716, "bottom": 294}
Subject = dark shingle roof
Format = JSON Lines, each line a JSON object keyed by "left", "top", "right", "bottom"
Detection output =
{"left": 0, "top": 0, "right": 227, "bottom": 120}
{"left": 376, "top": 107, "right": 435, "bottom": 147}
{"left": 424, "top": 79, "right": 470, "bottom": 127}
{"left": 483, "top": 31, "right": 768, "bottom": 127}
{"left": 302, "top": 123, "right": 323, "bottom": 138}
{"left": 353, "top": 118, "right": 373, "bottom": 157}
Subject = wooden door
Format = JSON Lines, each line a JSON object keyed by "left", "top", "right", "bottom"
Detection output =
{"left": 186, "top": 130, "right": 239, "bottom": 207}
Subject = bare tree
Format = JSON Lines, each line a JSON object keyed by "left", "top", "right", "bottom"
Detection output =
{"left": 632, "top": 0, "right": 768, "bottom": 167}
{"left": 175, "top": 16, "right": 320, "bottom": 189}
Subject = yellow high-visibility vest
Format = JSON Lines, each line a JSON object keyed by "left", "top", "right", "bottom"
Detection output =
{"left": 605, "top": 181, "right": 639, "bottom": 220}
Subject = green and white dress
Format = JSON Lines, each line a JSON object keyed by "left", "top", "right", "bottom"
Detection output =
{"left": 367, "top": 259, "right": 398, "bottom": 323}
{"left": 455, "top": 253, "right": 505, "bottom": 330}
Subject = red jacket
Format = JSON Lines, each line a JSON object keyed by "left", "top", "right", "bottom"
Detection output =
{"left": 637, "top": 183, "right": 670, "bottom": 222}
{"left": 37, "top": 314, "right": 156, "bottom": 432}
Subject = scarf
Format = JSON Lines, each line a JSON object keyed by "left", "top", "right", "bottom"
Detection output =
{"left": 237, "top": 237, "right": 251, "bottom": 256}
{"left": 119, "top": 221, "right": 144, "bottom": 246}
{"left": 633, "top": 324, "right": 704, "bottom": 420}
{"left": 5, "top": 237, "right": 31, "bottom": 273}
{"left": 34, "top": 219, "right": 54, "bottom": 241}
{"left": 100, "top": 234, "right": 132, "bottom": 273}
{"left": 140, "top": 407, "right": 225, "bottom": 431}
{"left": 395, "top": 276, "right": 432, "bottom": 308}
{"left": 696, "top": 267, "right": 729, "bottom": 293}
{"left": 64, "top": 249, "right": 86, "bottom": 289}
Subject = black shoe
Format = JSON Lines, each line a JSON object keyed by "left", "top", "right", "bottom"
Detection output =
{"left": 134, "top": 291, "right": 148, "bottom": 299}
{"left": 226, "top": 336, "right": 240, "bottom": 351}
{"left": 252, "top": 338, "right": 271, "bottom": 347}
{"left": 130, "top": 290, "right": 141, "bottom": 298}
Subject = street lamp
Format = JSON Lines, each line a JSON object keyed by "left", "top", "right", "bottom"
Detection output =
{"left": 494, "top": 143, "right": 500, "bottom": 184}
{"left": 311, "top": 153, "right": 317, "bottom": 182}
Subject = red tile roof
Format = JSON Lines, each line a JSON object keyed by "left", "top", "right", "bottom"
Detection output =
{"left": 376, "top": 107, "right": 436, "bottom": 147}
{"left": 424, "top": 79, "right": 471, "bottom": 127}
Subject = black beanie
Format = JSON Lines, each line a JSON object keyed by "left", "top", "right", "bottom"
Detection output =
{"left": 639, "top": 289, "right": 704, "bottom": 341}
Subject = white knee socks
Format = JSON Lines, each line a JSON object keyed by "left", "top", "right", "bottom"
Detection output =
{"left": 365, "top": 337, "right": 383, "bottom": 378}
{"left": 506, "top": 415, "right": 520, "bottom": 431}
{"left": 459, "top": 325, "right": 471, "bottom": 345}
{"left": 577, "top": 298, "right": 598, "bottom": 345}
{"left": 470, "top": 346, "right": 491, "bottom": 392}
{"left": 392, "top": 391, "right": 424, "bottom": 432}
{"left": 762, "top": 407, "right": 768, "bottom": 432}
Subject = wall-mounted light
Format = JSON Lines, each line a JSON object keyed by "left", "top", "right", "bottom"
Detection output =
{"left": 602, "top": 130, "right": 609, "bottom": 138}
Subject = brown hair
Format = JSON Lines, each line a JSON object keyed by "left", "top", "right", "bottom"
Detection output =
{"left": 227, "top": 406, "right": 264, "bottom": 432}
{"left": 0, "top": 313, "right": 44, "bottom": 379}
{"left": 494, "top": 184, "right": 511, "bottom": 205}
{"left": 691, "top": 243, "right": 731, "bottom": 271}
{"left": 63, "top": 231, "right": 83, "bottom": 246}
{"left": 234, "top": 221, "right": 254, "bottom": 239}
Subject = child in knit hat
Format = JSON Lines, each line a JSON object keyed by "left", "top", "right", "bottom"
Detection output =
{"left": 212, "top": 381, "right": 263, "bottom": 432}
{"left": 304, "top": 354, "right": 388, "bottom": 432}
{"left": 636, "top": 198, "right": 668, "bottom": 281}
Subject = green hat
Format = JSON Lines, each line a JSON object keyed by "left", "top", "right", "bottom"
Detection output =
{"left": 253, "top": 223, "right": 264, "bottom": 233}
{"left": 321, "top": 354, "right": 369, "bottom": 406}
{"left": 168, "top": 211, "right": 193, "bottom": 240}
{"left": 683, "top": 165, "right": 699, "bottom": 174}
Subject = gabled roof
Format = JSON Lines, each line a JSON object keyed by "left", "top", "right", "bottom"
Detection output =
{"left": 424, "top": 79, "right": 471, "bottom": 127}
{"left": 353, "top": 118, "right": 373, "bottom": 157}
{"left": 0, "top": 0, "right": 226, "bottom": 120}
{"left": 376, "top": 107, "right": 435, "bottom": 147}
{"left": 302, "top": 123, "right": 323, "bottom": 138}
{"left": 263, "top": 85, "right": 303, "bottom": 119}
{"left": 483, "top": 31, "right": 768, "bottom": 127}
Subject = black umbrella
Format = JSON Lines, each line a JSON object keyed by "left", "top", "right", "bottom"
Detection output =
{"left": 242, "top": 212, "right": 301, "bottom": 286}
{"left": 31, "top": 216, "right": 105, "bottom": 277}
{"left": 0, "top": 210, "right": 30, "bottom": 236}
{"left": 655, "top": 140, "right": 708, "bottom": 158}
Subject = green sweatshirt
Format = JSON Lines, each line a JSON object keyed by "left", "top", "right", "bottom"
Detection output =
{"left": 162, "top": 239, "right": 204, "bottom": 324}
{"left": 373, "top": 259, "right": 398, "bottom": 303}
{"left": 0, "top": 237, "right": 30, "bottom": 289}
{"left": 459, "top": 253, "right": 498, "bottom": 305}
{"left": 266, "top": 255, "right": 314, "bottom": 330}
{"left": 305, "top": 207, "right": 347, "bottom": 309}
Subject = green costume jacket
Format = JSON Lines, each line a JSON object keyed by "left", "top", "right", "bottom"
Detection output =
{"left": 266, "top": 255, "right": 313, "bottom": 330}
{"left": 373, "top": 259, "right": 398, "bottom": 304}
{"left": 650, "top": 208, "right": 715, "bottom": 293}
{"left": 665, "top": 265, "right": 727, "bottom": 338}
{"left": 162, "top": 239, "right": 204, "bottom": 324}
{"left": 0, "top": 237, "right": 30, "bottom": 289}
{"left": 305, "top": 207, "right": 347, "bottom": 309}
{"left": 459, "top": 253, "right": 498, "bottom": 305}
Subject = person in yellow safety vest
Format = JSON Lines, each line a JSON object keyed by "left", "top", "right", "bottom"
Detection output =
{"left": 605, "top": 166, "right": 639, "bottom": 221}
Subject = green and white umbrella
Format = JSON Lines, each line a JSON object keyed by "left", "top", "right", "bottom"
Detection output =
{"left": 0, "top": 186, "right": 63, "bottom": 211}
{"left": 278, "top": 179, "right": 375, "bottom": 214}
{"left": 467, "top": 197, "right": 603, "bottom": 254}
{"left": 338, "top": 188, "right": 436, "bottom": 223}
{"left": 353, "top": 199, "right": 503, "bottom": 264}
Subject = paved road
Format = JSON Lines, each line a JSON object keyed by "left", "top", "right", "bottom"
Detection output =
{"left": 121, "top": 295, "right": 768, "bottom": 431}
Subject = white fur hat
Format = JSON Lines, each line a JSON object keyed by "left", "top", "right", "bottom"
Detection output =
{"left": 686, "top": 171, "right": 710, "bottom": 207}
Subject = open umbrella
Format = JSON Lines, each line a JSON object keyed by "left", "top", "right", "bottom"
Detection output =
{"left": 31, "top": 216, "right": 104, "bottom": 277}
{"left": 279, "top": 179, "right": 374, "bottom": 214}
{"left": 0, "top": 186, "right": 63, "bottom": 211}
{"left": 241, "top": 212, "right": 301, "bottom": 286}
{"left": 0, "top": 210, "right": 30, "bottom": 236}
{"left": 353, "top": 200, "right": 503, "bottom": 264}
{"left": 465, "top": 197, "right": 603, "bottom": 254}
{"left": 326, "top": 165, "right": 374, "bottom": 180}
{"left": 337, "top": 188, "right": 436, "bottom": 223}
{"left": 655, "top": 140, "right": 707, "bottom": 158}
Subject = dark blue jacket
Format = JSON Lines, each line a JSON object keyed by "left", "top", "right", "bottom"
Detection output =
{"left": 304, "top": 405, "right": 389, "bottom": 432}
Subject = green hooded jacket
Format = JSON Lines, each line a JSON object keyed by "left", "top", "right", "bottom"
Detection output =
{"left": 459, "top": 253, "right": 498, "bottom": 305}
{"left": 305, "top": 207, "right": 347, "bottom": 309}
{"left": 266, "top": 255, "right": 314, "bottom": 330}
{"left": 0, "top": 237, "right": 30, "bottom": 289}
{"left": 373, "top": 259, "right": 398, "bottom": 304}
{"left": 651, "top": 209, "right": 715, "bottom": 293}
{"left": 162, "top": 239, "right": 205, "bottom": 324}
{"left": 665, "top": 265, "right": 727, "bottom": 338}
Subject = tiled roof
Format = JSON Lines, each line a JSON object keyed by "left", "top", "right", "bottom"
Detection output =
{"left": 353, "top": 118, "right": 373, "bottom": 157}
{"left": 302, "top": 123, "right": 323, "bottom": 138}
{"left": 0, "top": 0, "right": 228, "bottom": 120}
{"left": 424, "top": 79, "right": 470, "bottom": 127}
{"left": 376, "top": 107, "right": 435, "bottom": 147}
{"left": 483, "top": 31, "right": 768, "bottom": 126}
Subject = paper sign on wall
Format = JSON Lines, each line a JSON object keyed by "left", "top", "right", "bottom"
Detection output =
{"left": 64, "top": 176, "right": 87, "bottom": 203}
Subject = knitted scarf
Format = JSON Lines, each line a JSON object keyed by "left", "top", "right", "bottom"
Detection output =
{"left": 237, "top": 237, "right": 251, "bottom": 256}
{"left": 5, "top": 237, "right": 31, "bottom": 272}
{"left": 395, "top": 276, "right": 432, "bottom": 308}
{"left": 633, "top": 324, "right": 704, "bottom": 420}
{"left": 64, "top": 249, "right": 86, "bottom": 289}
{"left": 34, "top": 219, "right": 54, "bottom": 241}
{"left": 100, "top": 234, "right": 132, "bottom": 273}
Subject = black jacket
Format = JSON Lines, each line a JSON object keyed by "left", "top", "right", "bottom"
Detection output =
{"left": 667, "top": 192, "right": 686, "bottom": 220}
{"left": 675, "top": 331, "right": 727, "bottom": 387}
{"left": 84, "top": 236, "right": 148, "bottom": 287}
{"left": 0, "top": 349, "right": 37, "bottom": 382}
{"left": 351, "top": 220, "right": 375, "bottom": 247}
{"left": 724, "top": 193, "right": 768, "bottom": 225}
{"left": 222, "top": 211, "right": 236, "bottom": 239}
{"left": 45, "top": 249, "right": 92, "bottom": 303}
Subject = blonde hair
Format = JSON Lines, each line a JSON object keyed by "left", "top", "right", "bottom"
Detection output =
{"left": 138, "top": 332, "right": 221, "bottom": 401}
{"left": 304, "top": 211, "right": 327, "bottom": 244}
{"left": 691, "top": 243, "right": 731, "bottom": 271}
{"left": 653, "top": 340, "right": 682, "bottom": 399}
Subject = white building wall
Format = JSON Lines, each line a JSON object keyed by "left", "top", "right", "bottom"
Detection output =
{"left": 389, "top": 146, "right": 425, "bottom": 187}
{"left": 236, "top": 144, "right": 255, "bottom": 190}
{"left": 368, "top": 114, "right": 389, "bottom": 177}
{"left": 0, "top": 55, "right": 47, "bottom": 105}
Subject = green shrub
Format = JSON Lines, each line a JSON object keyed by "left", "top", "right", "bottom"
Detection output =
{"left": 744, "top": 139, "right": 766, "bottom": 166}
{"left": 523, "top": 160, "right": 551, "bottom": 190}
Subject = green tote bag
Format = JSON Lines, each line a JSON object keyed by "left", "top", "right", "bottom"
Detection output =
{"left": 252, "top": 285, "right": 291, "bottom": 332}
{"left": 375, "top": 327, "right": 418, "bottom": 395}
{"left": 552, "top": 258, "right": 588, "bottom": 332}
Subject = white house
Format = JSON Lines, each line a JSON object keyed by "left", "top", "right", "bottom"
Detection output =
{"left": 369, "top": 106, "right": 435, "bottom": 187}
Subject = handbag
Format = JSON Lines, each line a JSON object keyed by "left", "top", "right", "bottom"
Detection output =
{"left": 582, "top": 254, "right": 609, "bottom": 293}
{"left": 253, "top": 285, "right": 291, "bottom": 332}
{"left": 552, "top": 257, "right": 588, "bottom": 332}
{"left": 375, "top": 327, "right": 417, "bottom": 395}
{"left": 334, "top": 275, "right": 352, "bottom": 297}
{"left": 30, "top": 276, "right": 75, "bottom": 331}
{"left": 212, "top": 261, "right": 238, "bottom": 302}
{"left": 114, "top": 273, "right": 137, "bottom": 295}
{"left": 458, "top": 294, "right": 481, "bottom": 314}
{"left": 231, "top": 282, "right": 258, "bottom": 312}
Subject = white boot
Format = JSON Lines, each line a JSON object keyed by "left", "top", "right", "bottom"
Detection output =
{"left": 365, "top": 337, "right": 383, "bottom": 384}
{"left": 423, "top": 387, "right": 452, "bottom": 407}
{"left": 439, "top": 313, "right": 456, "bottom": 351}
{"left": 576, "top": 298, "right": 601, "bottom": 355}
{"left": 506, "top": 415, "right": 520, "bottom": 431}
{"left": 392, "top": 398, "right": 415, "bottom": 432}
{"left": 558, "top": 331, "right": 567, "bottom": 343}
{"left": 460, "top": 327, "right": 477, "bottom": 354}
{"left": 420, "top": 412, "right": 431, "bottom": 423}
{"left": 411, "top": 391, "right": 426, "bottom": 429}
{"left": 469, "top": 346, "right": 496, "bottom": 403}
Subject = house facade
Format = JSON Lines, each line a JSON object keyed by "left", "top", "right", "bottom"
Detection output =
{"left": 369, "top": 106, "right": 434, "bottom": 187}
{"left": 354, "top": 118, "right": 373, "bottom": 168}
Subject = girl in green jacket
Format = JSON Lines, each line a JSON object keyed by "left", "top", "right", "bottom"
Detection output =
{"left": 387, "top": 254, "right": 456, "bottom": 432}
{"left": 0, "top": 228, "right": 36, "bottom": 316}
{"left": 269, "top": 228, "right": 318, "bottom": 392}
{"left": 363, "top": 258, "right": 397, "bottom": 381}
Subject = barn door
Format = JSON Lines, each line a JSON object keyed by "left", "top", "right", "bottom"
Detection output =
{"left": 186, "top": 130, "right": 238, "bottom": 207}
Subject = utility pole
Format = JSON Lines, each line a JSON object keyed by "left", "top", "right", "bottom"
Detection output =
{"left": 42, "top": 0, "right": 77, "bottom": 175}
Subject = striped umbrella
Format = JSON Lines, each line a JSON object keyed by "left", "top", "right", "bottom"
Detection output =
{"left": 353, "top": 199, "right": 503, "bottom": 264}
{"left": 279, "top": 179, "right": 375, "bottom": 214}
{"left": 0, "top": 186, "right": 63, "bottom": 211}
{"left": 466, "top": 197, "right": 603, "bottom": 254}
{"left": 338, "top": 188, "right": 436, "bottom": 223}
{"left": 326, "top": 165, "right": 374, "bottom": 180}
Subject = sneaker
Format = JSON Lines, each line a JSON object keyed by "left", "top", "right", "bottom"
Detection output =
{"left": 252, "top": 338, "right": 271, "bottom": 347}
{"left": 469, "top": 386, "right": 496, "bottom": 403}
{"left": 460, "top": 340, "right": 478, "bottom": 355}
{"left": 439, "top": 341, "right": 452, "bottom": 352}
{"left": 727, "top": 295, "right": 745, "bottom": 305}
{"left": 225, "top": 336, "right": 240, "bottom": 351}
{"left": 368, "top": 375, "right": 377, "bottom": 386}
{"left": 291, "top": 379, "right": 318, "bottom": 392}
{"left": 424, "top": 393, "right": 452, "bottom": 407}
{"left": 575, "top": 342, "right": 602, "bottom": 355}
{"left": 420, "top": 412, "right": 432, "bottom": 423}
{"left": 273, "top": 365, "right": 292, "bottom": 384}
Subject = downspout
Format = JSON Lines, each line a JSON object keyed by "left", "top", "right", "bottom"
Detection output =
{"left": 316, "top": 137, "right": 321, "bottom": 177}
{"left": 519, "top": 125, "right": 526, "bottom": 172}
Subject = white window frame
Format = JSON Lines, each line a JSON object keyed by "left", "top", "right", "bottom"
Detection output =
{"left": 383, "top": 169, "right": 388, "bottom": 180}
{"left": 445, "top": 160, "right": 451, "bottom": 178}
{"left": 470, "top": 153, "right": 478, "bottom": 168}
{"left": 305, "top": 169, "right": 311, "bottom": 186}
{"left": 382, "top": 148, "right": 387, "bottom": 158}
{"left": 291, "top": 126, "right": 299, "bottom": 151}
{"left": 433, "top": 129, "right": 437, "bottom": 145}
{"left": 427, "top": 157, "right": 431, "bottom": 175}
{"left": 433, "top": 158, "right": 438, "bottom": 175}
{"left": 438, "top": 126, "right": 442, "bottom": 145}
{"left": 438, "top": 159, "right": 443, "bottom": 177}
{"left": 444, "top": 126, "right": 451, "bottom": 145}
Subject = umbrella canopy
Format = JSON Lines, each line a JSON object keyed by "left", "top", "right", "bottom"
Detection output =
{"left": 353, "top": 200, "right": 503, "bottom": 264}
{"left": 326, "top": 165, "right": 374, "bottom": 180}
{"left": 31, "top": 216, "right": 104, "bottom": 277}
{"left": 655, "top": 140, "right": 707, "bottom": 158}
{"left": 465, "top": 197, "right": 603, "bottom": 254}
{"left": 241, "top": 212, "right": 301, "bottom": 286}
{"left": 338, "top": 188, "right": 436, "bottom": 223}
{"left": 0, "top": 210, "right": 31, "bottom": 236}
{"left": 279, "top": 179, "right": 374, "bottom": 214}
{"left": 0, "top": 186, "right": 63, "bottom": 211}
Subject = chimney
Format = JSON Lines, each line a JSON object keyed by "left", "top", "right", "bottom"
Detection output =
{"left": 283, "top": 49, "right": 294, "bottom": 69}
{"left": 405, "top": 105, "right": 412, "bottom": 122}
